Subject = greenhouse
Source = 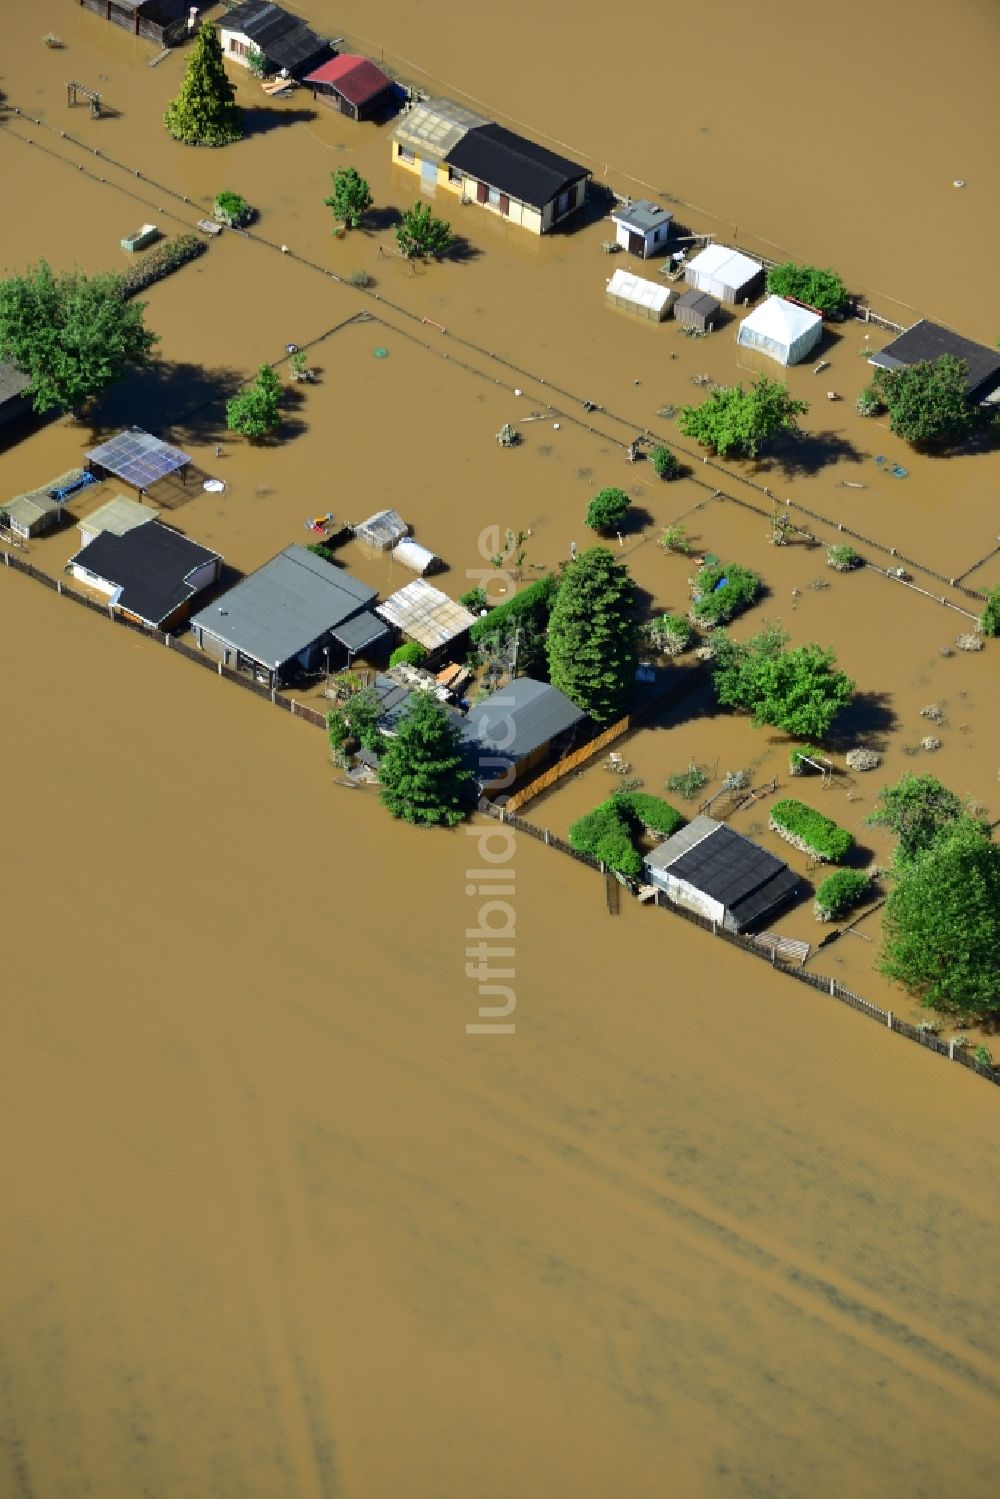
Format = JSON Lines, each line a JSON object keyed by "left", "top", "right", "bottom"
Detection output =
{"left": 354, "top": 507, "right": 408, "bottom": 552}
{"left": 605, "top": 268, "right": 672, "bottom": 323}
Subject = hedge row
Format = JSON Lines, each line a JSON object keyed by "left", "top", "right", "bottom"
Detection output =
{"left": 569, "top": 790, "right": 684, "bottom": 874}
{"left": 770, "top": 798, "right": 853, "bottom": 863}
{"left": 614, "top": 791, "right": 684, "bottom": 838}
{"left": 119, "top": 234, "right": 207, "bottom": 299}
{"left": 814, "top": 868, "right": 871, "bottom": 921}
{"left": 470, "top": 574, "right": 560, "bottom": 674}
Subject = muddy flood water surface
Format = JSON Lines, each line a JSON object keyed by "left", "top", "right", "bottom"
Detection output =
{"left": 3, "top": 2, "right": 1000, "bottom": 1496}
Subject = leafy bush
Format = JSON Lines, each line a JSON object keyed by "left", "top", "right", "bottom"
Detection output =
{"left": 666, "top": 763, "right": 709, "bottom": 801}
{"left": 226, "top": 364, "right": 282, "bottom": 441}
{"left": 826, "top": 543, "right": 861, "bottom": 572}
{"left": 568, "top": 803, "right": 642, "bottom": 875}
{"left": 470, "top": 574, "right": 559, "bottom": 677}
{"left": 789, "top": 744, "right": 824, "bottom": 773}
{"left": 980, "top": 585, "right": 1000, "bottom": 637}
{"left": 856, "top": 386, "right": 882, "bottom": 417}
{"left": 459, "top": 586, "right": 488, "bottom": 612}
{"left": 389, "top": 641, "right": 428, "bottom": 668}
{"left": 765, "top": 262, "right": 849, "bottom": 316}
{"left": 678, "top": 377, "right": 809, "bottom": 458}
{"left": 659, "top": 523, "right": 691, "bottom": 555}
{"left": 118, "top": 234, "right": 206, "bottom": 299}
{"left": 306, "top": 542, "right": 334, "bottom": 562}
{"left": 647, "top": 613, "right": 693, "bottom": 655}
{"left": 345, "top": 269, "right": 374, "bottom": 288}
{"left": 612, "top": 791, "right": 684, "bottom": 838}
{"left": 324, "top": 167, "right": 373, "bottom": 230}
{"left": 586, "top": 487, "right": 631, "bottom": 532}
{"left": 650, "top": 444, "right": 680, "bottom": 479}
{"left": 770, "top": 799, "right": 853, "bottom": 862}
{"left": 395, "top": 202, "right": 454, "bottom": 259}
{"left": 690, "top": 562, "right": 761, "bottom": 624}
{"left": 814, "top": 869, "right": 871, "bottom": 921}
{"left": 871, "top": 356, "right": 973, "bottom": 447}
{"left": 214, "top": 191, "right": 252, "bottom": 228}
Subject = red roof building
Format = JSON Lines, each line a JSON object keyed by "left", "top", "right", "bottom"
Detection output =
{"left": 304, "top": 55, "right": 395, "bottom": 120}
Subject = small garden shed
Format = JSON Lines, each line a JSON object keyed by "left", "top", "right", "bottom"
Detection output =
{"left": 605, "top": 268, "right": 672, "bottom": 322}
{"left": 355, "top": 508, "right": 408, "bottom": 551}
{"left": 3, "top": 491, "right": 62, "bottom": 540}
{"left": 304, "top": 55, "right": 394, "bottom": 120}
{"left": 611, "top": 200, "right": 672, "bottom": 258}
{"left": 684, "top": 244, "right": 764, "bottom": 305}
{"left": 392, "top": 539, "right": 439, "bottom": 576}
{"left": 736, "top": 295, "right": 822, "bottom": 366}
{"left": 674, "top": 288, "right": 721, "bottom": 332}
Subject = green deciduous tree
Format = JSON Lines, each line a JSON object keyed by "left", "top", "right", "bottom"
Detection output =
{"left": 765, "top": 262, "right": 848, "bottom": 316}
{"left": 650, "top": 444, "right": 680, "bottom": 479}
{"left": 324, "top": 167, "right": 373, "bottom": 229}
{"left": 0, "top": 260, "right": 157, "bottom": 414}
{"left": 880, "top": 821, "right": 1000, "bottom": 1017}
{"left": 585, "top": 487, "right": 630, "bottom": 532}
{"left": 164, "top": 21, "right": 243, "bottom": 146}
{"left": 710, "top": 623, "right": 855, "bottom": 739}
{"left": 389, "top": 641, "right": 428, "bottom": 668}
{"left": 870, "top": 355, "right": 973, "bottom": 447}
{"left": 378, "top": 691, "right": 472, "bottom": 826}
{"left": 395, "top": 202, "right": 455, "bottom": 259}
{"left": 546, "top": 547, "right": 638, "bottom": 722}
{"left": 678, "top": 376, "right": 809, "bottom": 459}
{"left": 864, "top": 773, "right": 969, "bottom": 867}
{"left": 214, "top": 190, "right": 252, "bottom": 227}
{"left": 226, "top": 363, "right": 282, "bottom": 440}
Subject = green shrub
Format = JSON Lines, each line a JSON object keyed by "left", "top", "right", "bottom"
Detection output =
{"left": 765, "top": 262, "right": 849, "bottom": 316}
{"left": 306, "top": 542, "right": 334, "bottom": 562}
{"left": 118, "top": 234, "right": 206, "bottom": 299}
{"left": 469, "top": 574, "right": 559, "bottom": 676}
{"left": 814, "top": 869, "right": 870, "bottom": 921}
{"left": 586, "top": 487, "right": 631, "bottom": 532}
{"left": 666, "top": 763, "right": 709, "bottom": 801}
{"left": 770, "top": 798, "right": 853, "bottom": 862}
{"left": 690, "top": 562, "right": 761, "bottom": 624}
{"left": 659, "top": 523, "right": 691, "bottom": 554}
{"left": 345, "top": 268, "right": 374, "bottom": 289}
{"left": 568, "top": 803, "right": 642, "bottom": 875}
{"left": 459, "top": 586, "right": 488, "bottom": 612}
{"left": 612, "top": 791, "right": 684, "bottom": 838}
{"left": 214, "top": 191, "right": 252, "bottom": 228}
{"left": 980, "top": 585, "right": 1000, "bottom": 637}
{"left": 827, "top": 543, "right": 862, "bottom": 572}
{"left": 856, "top": 386, "right": 882, "bottom": 417}
{"left": 647, "top": 613, "right": 693, "bottom": 655}
{"left": 389, "top": 641, "right": 428, "bottom": 668}
{"left": 789, "top": 744, "right": 824, "bottom": 774}
{"left": 650, "top": 445, "right": 680, "bottom": 479}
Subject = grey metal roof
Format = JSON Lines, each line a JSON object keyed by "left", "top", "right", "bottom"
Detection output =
{"left": 85, "top": 428, "right": 191, "bottom": 490}
{"left": 612, "top": 199, "right": 672, "bottom": 235}
{"left": 330, "top": 611, "right": 390, "bottom": 652}
{"left": 868, "top": 319, "right": 1000, "bottom": 402}
{"left": 650, "top": 819, "right": 798, "bottom": 930}
{"left": 645, "top": 815, "right": 719, "bottom": 874}
{"left": 190, "top": 545, "right": 377, "bottom": 669}
{"left": 376, "top": 579, "right": 476, "bottom": 652}
{"left": 0, "top": 362, "right": 31, "bottom": 407}
{"left": 461, "top": 676, "right": 585, "bottom": 762}
{"left": 675, "top": 289, "right": 721, "bottom": 317}
{"left": 393, "top": 98, "right": 490, "bottom": 163}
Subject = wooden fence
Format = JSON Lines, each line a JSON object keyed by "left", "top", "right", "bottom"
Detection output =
{"left": 2, "top": 549, "right": 328, "bottom": 728}
{"left": 481, "top": 798, "right": 1000, "bottom": 1092}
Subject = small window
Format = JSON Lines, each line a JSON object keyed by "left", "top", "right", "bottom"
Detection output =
{"left": 397, "top": 145, "right": 415, "bottom": 164}
{"left": 448, "top": 166, "right": 464, "bottom": 184}
{"left": 487, "top": 185, "right": 501, "bottom": 208}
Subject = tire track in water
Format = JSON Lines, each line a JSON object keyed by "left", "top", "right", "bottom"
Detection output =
{"left": 274, "top": 984, "right": 1000, "bottom": 1416}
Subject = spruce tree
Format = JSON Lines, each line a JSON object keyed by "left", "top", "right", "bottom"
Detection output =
{"left": 164, "top": 22, "right": 243, "bottom": 147}
{"left": 546, "top": 547, "right": 639, "bottom": 722}
{"left": 379, "top": 692, "right": 472, "bottom": 827}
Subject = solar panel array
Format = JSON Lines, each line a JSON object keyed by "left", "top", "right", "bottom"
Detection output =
{"left": 86, "top": 429, "right": 191, "bottom": 490}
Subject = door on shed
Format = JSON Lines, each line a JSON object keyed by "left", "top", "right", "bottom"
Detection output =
{"left": 476, "top": 181, "right": 488, "bottom": 203}
{"left": 498, "top": 194, "right": 510, "bottom": 217}
{"left": 421, "top": 157, "right": 438, "bottom": 184}
{"left": 628, "top": 230, "right": 644, "bottom": 257}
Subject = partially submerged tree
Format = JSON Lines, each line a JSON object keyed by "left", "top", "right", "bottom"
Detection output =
{"left": 164, "top": 21, "right": 243, "bottom": 146}
{"left": 226, "top": 363, "right": 282, "bottom": 440}
{"left": 765, "top": 261, "right": 848, "bottom": 316}
{"left": 585, "top": 487, "right": 630, "bottom": 533}
{"left": 546, "top": 546, "right": 639, "bottom": 722}
{"left": 214, "top": 190, "right": 253, "bottom": 227}
{"left": 880, "top": 820, "right": 1000, "bottom": 1017}
{"left": 981, "top": 584, "right": 1000, "bottom": 636}
{"left": 0, "top": 260, "right": 157, "bottom": 414}
{"left": 870, "top": 355, "right": 973, "bottom": 447}
{"left": 378, "top": 691, "right": 472, "bottom": 826}
{"left": 865, "top": 773, "right": 970, "bottom": 868}
{"left": 710, "top": 623, "right": 855, "bottom": 739}
{"left": 324, "top": 167, "right": 373, "bottom": 230}
{"left": 395, "top": 202, "right": 455, "bottom": 260}
{"left": 678, "top": 377, "right": 809, "bottom": 459}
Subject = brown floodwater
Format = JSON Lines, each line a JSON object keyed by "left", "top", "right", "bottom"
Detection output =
{"left": 3, "top": 3, "right": 1000, "bottom": 1495}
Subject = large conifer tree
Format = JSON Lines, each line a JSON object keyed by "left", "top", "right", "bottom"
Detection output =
{"left": 378, "top": 692, "right": 472, "bottom": 827}
{"left": 164, "top": 22, "right": 243, "bottom": 147}
{"left": 546, "top": 547, "right": 638, "bottom": 722}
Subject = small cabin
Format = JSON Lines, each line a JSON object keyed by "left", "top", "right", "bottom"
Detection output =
{"left": 611, "top": 199, "right": 672, "bottom": 258}
{"left": 303, "top": 55, "right": 394, "bottom": 120}
{"left": 674, "top": 288, "right": 721, "bottom": 332}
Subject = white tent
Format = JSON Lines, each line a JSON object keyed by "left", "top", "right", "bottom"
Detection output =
{"left": 392, "top": 538, "right": 438, "bottom": 575}
{"left": 605, "top": 268, "right": 672, "bottom": 322}
{"left": 684, "top": 244, "right": 763, "bottom": 304}
{"left": 736, "top": 295, "right": 823, "bottom": 367}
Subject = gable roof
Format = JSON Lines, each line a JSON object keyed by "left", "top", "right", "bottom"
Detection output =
{"left": 393, "top": 98, "right": 491, "bottom": 163}
{"left": 675, "top": 288, "right": 721, "bottom": 317}
{"left": 304, "top": 54, "right": 392, "bottom": 106}
{"left": 191, "top": 545, "right": 378, "bottom": 669}
{"left": 606, "top": 268, "right": 672, "bottom": 315}
{"left": 868, "top": 319, "right": 1000, "bottom": 402}
{"left": 220, "top": 1, "right": 329, "bottom": 71}
{"left": 686, "top": 243, "right": 763, "bottom": 289}
{"left": 461, "top": 677, "right": 586, "bottom": 763}
{"left": 376, "top": 579, "right": 477, "bottom": 652}
{"left": 738, "top": 294, "right": 821, "bottom": 345}
{"left": 443, "top": 123, "right": 590, "bottom": 208}
{"left": 649, "top": 818, "right": 799, "bottom": 929}
{"left": 612, "top": 199, "right": 672, "bottom": 235}
{"left": 69, "top": 521, "right": 220, "bottom": 627}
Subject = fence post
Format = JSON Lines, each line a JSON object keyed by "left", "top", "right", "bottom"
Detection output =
{"left": 164, "top": 632, "right": 170, "bottom": 649}
{"left": 949, "top": 1039, "right": 956, "bottom": 1060}
{"left": 887, "top": 1010, "right": 893, "bottom": 1029}
{"left": 217, "top": 660, "right": 222, "bottom": 675}
{"left": 57, "top": 579, "right": 62, "bottom": 595}
{"left": 829, "top": 977, "right": 835, "bottom": 996}
{"left": 771, "top": 945, "right": 776, "bottom": 966}
{"left": 544, "top": 828, "right": 550, "bottom": 845}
